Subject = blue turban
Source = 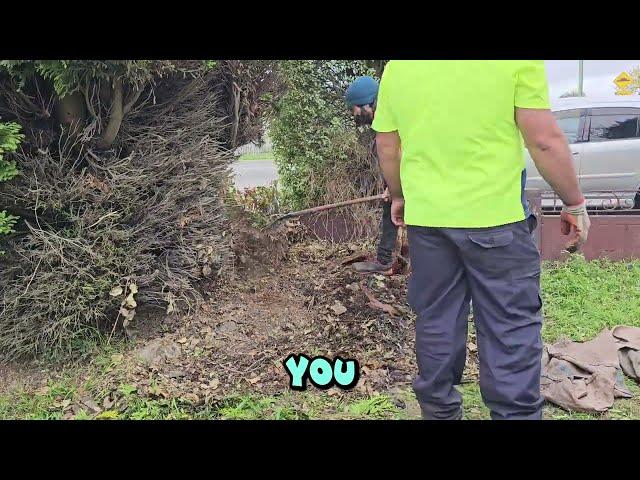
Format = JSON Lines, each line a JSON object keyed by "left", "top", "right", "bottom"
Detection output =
{"left": 345, "top": 76, "right": 379, "bottom": 107}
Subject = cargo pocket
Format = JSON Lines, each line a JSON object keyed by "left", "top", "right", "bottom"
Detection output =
{"left": 467, "top": 229, "right": 516, "bottom": 280}
{"left": 468, "top": 230, "right": 514, "bottom": 249}
{"left": 519, "top": 289, "right": 544, "bottom": 318}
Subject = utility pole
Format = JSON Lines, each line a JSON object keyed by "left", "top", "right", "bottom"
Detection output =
{"left": 578, "top": 60, "right": 584, "bottom": 96}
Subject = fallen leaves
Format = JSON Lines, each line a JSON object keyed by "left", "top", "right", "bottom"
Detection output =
{"left": 110, "top": 282, "right": 139, "bottom": 329}
{"left": 360, "top": 281, "right": 400, "bottom": 317}
{"left": 180, "top": 393, "right": 200, "bottom": 405}
{"left": 52, "top": 398, "right": 72, "bottom": 410}
{"left": 110, "top": 286, "right": 123, "bottom": 297}
{"left": 148, "top": 385, "right": 168, "bottom": 399}
{"left": 51, "top": 240, "right": 427, "bottom": 415}
{"left": 110, "top": 353, "right": 124, "bottom": 364}
{"left": 330, "top": 301, "right": 347, "bottom": 316}
{"left": 124, "top": 293, "right": 137, "bottom": 309}
{"left": 79, "top": 396, "right": 102, "bottom": 414}
{"left": 36, "top": 385, "right": 50, "bottom": 396}
{"left": 103, "top": 396, "right": 116, "bottom": 409}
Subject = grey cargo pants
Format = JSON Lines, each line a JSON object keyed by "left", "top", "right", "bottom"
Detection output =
{"left": 407, "top": 219, "right": 543, "bottom": 420}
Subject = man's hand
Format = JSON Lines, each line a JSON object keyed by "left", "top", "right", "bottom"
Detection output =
{"left": 353, "top": 105, "right": 374, "bottom": 126}
{"left": 560, "top": 200, "right": 590, "bottom": 252}
{"left": 391, "top": 197, "right": 405, "bottom": 227}
{"left": 383, "top": 187, "right": 390, "bottom": 202}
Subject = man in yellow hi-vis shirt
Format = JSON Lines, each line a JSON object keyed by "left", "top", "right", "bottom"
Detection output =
{"left": 372, "top": 61, "right": 590, "bottom": 420}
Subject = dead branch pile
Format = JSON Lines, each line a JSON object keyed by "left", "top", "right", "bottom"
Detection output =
{"left": 0, "top": 64, "right": 278, "bottom": 359}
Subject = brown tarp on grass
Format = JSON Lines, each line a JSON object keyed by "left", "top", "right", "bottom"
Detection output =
{"left": 541, "top": 326, "right": 640, "bottom": 413}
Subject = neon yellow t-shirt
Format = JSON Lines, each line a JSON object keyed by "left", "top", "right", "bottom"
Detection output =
{"left": 371, "top": 60, "right": 550, "bottom": 228}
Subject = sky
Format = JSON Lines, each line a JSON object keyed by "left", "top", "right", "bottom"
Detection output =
{"left": 545, "top": 60, "right": 640, "bottom": 98}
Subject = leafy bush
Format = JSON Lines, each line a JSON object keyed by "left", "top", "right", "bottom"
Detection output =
{"left": 228, "top": 184, "right": 281, "bottom": 228}
{"left": 0, "top": 119, "right": 23, "bottom": 253}
{"left": 270, "top": 61, "right": 384, "bottom": 211}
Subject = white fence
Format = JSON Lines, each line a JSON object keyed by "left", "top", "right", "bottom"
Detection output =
{"left": 235, "top": 135, "right": 273, "bottom": 156}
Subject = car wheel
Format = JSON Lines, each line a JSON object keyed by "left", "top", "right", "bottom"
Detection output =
{"left": 635, "top": 191, "right": 640, "bottom": 210}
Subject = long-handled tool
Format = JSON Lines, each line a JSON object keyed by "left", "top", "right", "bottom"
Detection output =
{"left": 264, "top": 193, "right": 388, "bottom": 229}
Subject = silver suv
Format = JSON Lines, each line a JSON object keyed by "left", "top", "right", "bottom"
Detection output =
{"left": 525, "top": 97, "right": 640, "bottom": 210}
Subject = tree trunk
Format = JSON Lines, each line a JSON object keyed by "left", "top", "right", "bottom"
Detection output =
{"left": 97, "top": 79, "right": 124, "bottom": 149}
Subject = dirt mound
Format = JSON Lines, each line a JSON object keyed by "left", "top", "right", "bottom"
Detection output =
{"left": 78, "top": 241, "right": 412, "bottom": 404}
{"left": 230, "top": 218, "right": 289, "bottom": 275}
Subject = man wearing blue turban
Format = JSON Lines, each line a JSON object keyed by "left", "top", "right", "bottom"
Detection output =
{"left": 344, "top": 76, "right": 398, "bottom": 274}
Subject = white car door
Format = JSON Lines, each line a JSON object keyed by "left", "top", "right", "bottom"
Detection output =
{"left": 525, "top": 108, "right": 585, "bottom": 208}
{"left": 579, "top": 108, "right": 640, "bottom": 205}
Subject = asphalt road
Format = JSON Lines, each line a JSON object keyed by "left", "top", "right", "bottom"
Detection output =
{"left": 232, "top": 160, "right": 278, "bottom": 190}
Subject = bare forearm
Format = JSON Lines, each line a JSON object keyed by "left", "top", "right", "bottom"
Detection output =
{"left": 516, "top": 108, "right": 584, "bottom": 207}
{"left": 528, "top": 137, "right": 583, "bottom": 206}
{"left": 377, "top": 143, "right": 402, "bottom": 199}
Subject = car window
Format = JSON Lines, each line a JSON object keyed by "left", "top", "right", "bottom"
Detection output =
{"left": 589, "top": 108, "right": 640, "bottom": 142}
{"left": 553, "top": 110, "right": 581, "bottom": 144}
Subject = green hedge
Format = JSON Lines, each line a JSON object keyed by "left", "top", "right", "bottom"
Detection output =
{"left": 0, "top": 120, "right": 22, "bottom": 252}
{"left": 270, "top": 61, "right": 384, "bottom": 210}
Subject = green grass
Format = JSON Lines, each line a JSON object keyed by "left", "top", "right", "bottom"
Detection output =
{"left": 459, "top": 383, "right": 491, "bottom": 420}
{"left": 219, "top": 395, "right": 279, "bottom": 420}
{"left": 238, "top": 152, "right": 275, "bottom": 162}
{"left": 541, "top": 257, "right": 640, "bottom": 342}
{"left": 218, "top": 392, "right": 402, "bottom": 420}
{"left": 0, "top": 378, "right": 78, "bottom": 420}
{"left": 347, "top": 395, "right": 400, "bottom": 419}
{"left": 0, "top": 376, "right": 209, "bottom": 421}
{"left": 4, "top": 375, "right": 634, "bottom": 420}
{"left": 0, "top": 379, "right": 406, "bottom": 420}
{"left": 457, "top": 381, "right": 640, "bottom": 420}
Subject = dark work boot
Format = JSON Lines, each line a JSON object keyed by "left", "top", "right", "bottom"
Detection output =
{"left": 352, "top": 260, "right": 393, "bottom": 275}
